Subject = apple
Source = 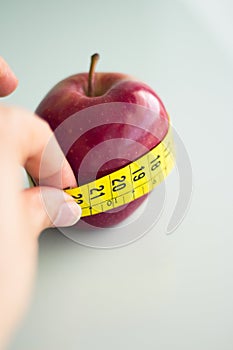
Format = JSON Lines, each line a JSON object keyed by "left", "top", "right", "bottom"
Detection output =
{"left": 36, "top": 54, "right": 169, "bottom": 228}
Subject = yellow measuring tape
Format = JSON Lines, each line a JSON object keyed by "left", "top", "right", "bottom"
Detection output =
{"left": 65, "top": 126, "right": 175, "bottom": 217}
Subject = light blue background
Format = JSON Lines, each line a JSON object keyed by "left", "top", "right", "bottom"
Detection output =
{"left": 1, "top": 0, "right": 233, "bottom": 349}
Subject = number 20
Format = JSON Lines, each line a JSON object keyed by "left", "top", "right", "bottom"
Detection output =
{"left": 112, "top": 176, "right": 126, "bottom": 192}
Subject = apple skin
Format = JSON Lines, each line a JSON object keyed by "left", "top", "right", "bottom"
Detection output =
{"left": 36, "top": 72, "right": 169, "bottom": 228}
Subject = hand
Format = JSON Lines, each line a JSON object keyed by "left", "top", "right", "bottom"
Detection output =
{"left": 0, "top": 57, "right": 81, "bottom": 348}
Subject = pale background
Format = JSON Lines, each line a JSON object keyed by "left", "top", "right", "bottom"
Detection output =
{"left": 1, "top": 0, "right": 233, "bottom": 349}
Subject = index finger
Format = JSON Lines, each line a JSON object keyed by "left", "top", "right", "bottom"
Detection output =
{"left": 0, "top": 105, "right": 77, "bottom": 189}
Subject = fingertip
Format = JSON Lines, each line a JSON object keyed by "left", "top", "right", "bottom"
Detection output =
{"left": 61, "top": 159, "right": 78, "bottom": 189}
{"left": 0, "top": 57, "right": 18, "bottom": 97}
{"left": 53, "top": 199, "right": 82, "bottom": 227}
{"left": 23, "top": 186, "right": 82, "bottom": 236}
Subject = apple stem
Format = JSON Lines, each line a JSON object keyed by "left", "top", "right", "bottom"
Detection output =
{"left": 87, "top": 53, "right": 100, "bottom": 97}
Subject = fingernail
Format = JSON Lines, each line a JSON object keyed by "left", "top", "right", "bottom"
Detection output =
{"left": 53, "top": 201, "right": 82, "bottom": 227}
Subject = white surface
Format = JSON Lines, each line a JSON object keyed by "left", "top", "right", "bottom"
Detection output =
{"left": 1, "top": 0, "right": 233, "bottom": 349}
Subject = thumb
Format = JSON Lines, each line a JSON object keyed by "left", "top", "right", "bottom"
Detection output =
{"left": 22, "top": 186, "right": 82, "bottom": 236}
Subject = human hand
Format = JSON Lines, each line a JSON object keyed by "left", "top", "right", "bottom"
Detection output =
{"left": 0, "top": 56, "right": 81, "bottom": 348}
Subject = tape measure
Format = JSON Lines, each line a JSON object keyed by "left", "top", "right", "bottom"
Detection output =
{"left": 64, "top": 126, "right": 175, "bottom": 217}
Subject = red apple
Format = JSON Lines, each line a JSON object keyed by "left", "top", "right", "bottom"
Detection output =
{"left": 36, "top": 54, "right": 169, "bottom": 228}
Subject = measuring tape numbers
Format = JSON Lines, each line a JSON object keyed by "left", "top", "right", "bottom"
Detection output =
{"left": 65, "top": 126, "right": 175, "bottom": 217}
